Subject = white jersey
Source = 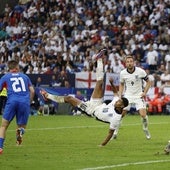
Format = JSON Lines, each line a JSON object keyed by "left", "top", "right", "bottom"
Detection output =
{"left": 120, "top": 67, "right": 148, "bottom": 99}
{"left": 84, "top": 96, "right": 122, "bottom": 130}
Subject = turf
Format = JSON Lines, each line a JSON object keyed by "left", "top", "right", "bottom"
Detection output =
{"left": 0, "top": 114, "right": 170, "bottom": 170}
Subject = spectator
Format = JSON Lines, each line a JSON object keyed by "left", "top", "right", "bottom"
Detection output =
{"left": 0, "top": 27, "right": 9, "bottom": 40}
{"left": 160, "top": 70, "right": 170, "bottom": 87}
{"left": 64, "top": 80, "right": 70, "bottom": 88}
{"left": 148, "top": 91, "right": 165, "bottom": 114}
{"left": 64, "top": 56, "right": 75, "bottom": 73}
{"left": 26, "top": 65, "right": 35, "bottom": 74}
{"left": 164, "top": 51, "right": 170, "bottom": 71}
{"left": 34, "top": 76, "right": 42, "bottom": 87}
{"left": 57, "top": 70, "right": 69, "bottom": 87}
{"left": 49, "top": 75, "right": 61, "bottom": 88}
{"left": 112, "top": 58, "right": 125, "bottom": 74}
{"left": 146, "top": 45, "right": 159, "bottom": 72}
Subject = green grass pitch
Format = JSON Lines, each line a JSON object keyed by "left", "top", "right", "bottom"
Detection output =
{"left": 0, "top": 114, "right": 170, "bottom": 170}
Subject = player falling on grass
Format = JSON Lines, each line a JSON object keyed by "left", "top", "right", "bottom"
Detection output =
{"left": 40, "top": 49, "right": 129, "bottom": 146}
{"left": 112, "top": 55, "right": 151, "bottom": 140}
{"left": 0, "top": 60, "right": 35, "bottom": 154}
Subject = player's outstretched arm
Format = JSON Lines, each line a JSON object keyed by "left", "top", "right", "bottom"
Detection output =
{"left": 119, "top": 82, "right": 124, "bottom": 98}
{"left": 99, "top": 129, "right": 114, "bottom": 146}
{"left": 109, "top": 78, "right": 119, "bottom": 97}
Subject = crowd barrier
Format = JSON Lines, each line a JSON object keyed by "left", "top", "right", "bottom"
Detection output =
{"left": 1, "top": 73, "right": 170, "bottom": 115}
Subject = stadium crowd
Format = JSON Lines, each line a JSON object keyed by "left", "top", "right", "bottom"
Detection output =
{"left": 0, "top": 0, "right": 170, "bottom": 90}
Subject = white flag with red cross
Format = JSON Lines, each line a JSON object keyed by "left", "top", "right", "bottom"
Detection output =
{"left": 75, "top": 72, "right": 96, "bottom": 88}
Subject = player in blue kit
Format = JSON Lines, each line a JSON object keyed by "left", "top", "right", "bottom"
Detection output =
{"left": 40, "top": 50, "right": 129, "bottom": 146}
{"left": 0, "top": 60, "right": 35, "bottom": 154}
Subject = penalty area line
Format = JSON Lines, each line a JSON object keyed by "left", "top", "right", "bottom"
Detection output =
{"left": 80, "top": 159, "right": 170, "bottom": 170}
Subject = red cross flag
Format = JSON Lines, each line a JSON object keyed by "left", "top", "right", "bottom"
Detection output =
{"left": 75, "top": 72, "right": 96, "bottom": 88}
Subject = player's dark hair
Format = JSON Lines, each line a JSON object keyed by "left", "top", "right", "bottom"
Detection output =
{"left": 125, "top": 55, "right": 134, "bottom": 61}
{"left": 121, "top": 97, "right": 129, "bottom": 107}
{"left": 8, "top": 60, "right": 19, "bottom": 70}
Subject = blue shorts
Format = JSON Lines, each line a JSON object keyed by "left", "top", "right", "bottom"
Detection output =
{"left": 3, "top": 101, "right": 30, "bottom": 125}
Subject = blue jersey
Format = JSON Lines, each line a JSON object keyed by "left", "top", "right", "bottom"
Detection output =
{"left": 0, "top": 72, "right": 32, "bottom": 102}
{"left": 0, "top": 72, "right": 33, "bottom": 124}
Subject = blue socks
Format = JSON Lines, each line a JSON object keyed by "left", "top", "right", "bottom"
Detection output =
{"left": 0, "top": 138, "right": 4, "bottom": 149}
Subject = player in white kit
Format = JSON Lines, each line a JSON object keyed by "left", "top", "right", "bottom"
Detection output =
{"left": 40, "top": 49, "right": 129, "bottom": 146}
{"left": 113, "top": 55, "right": 151, "bottom": 139}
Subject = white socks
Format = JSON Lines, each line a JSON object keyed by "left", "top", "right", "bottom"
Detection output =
{"left": 96, "top": 58, "right": 104, "bottom": 81}
{"left": 142, "top": 115, "right": 148, "bottom": 130}
{"left": 47, "top": 94, "right": 65, "bottom": 103}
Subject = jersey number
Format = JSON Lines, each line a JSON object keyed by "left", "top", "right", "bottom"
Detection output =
{"left": 10, "top": 77, "right": 26, "bottom": 92}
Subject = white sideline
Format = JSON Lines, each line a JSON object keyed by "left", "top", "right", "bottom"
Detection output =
{"left": 80, "top": 160, "right": 170, "bottom": 170}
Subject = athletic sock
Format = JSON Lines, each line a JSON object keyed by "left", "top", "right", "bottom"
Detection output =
{"left": 0, "top": 138, "right": 4, "bottom": 149}
{"left": 47, "top": 94, "right": 65, "bottom": 103}
{"left": 142, "top": 115, "right": 148, "bottom": 130}
{"left": 113, "top": 128, "right": 118, "bottom": 136}
{"left": 96, "top": 58, "right": 104, "bottom": 81}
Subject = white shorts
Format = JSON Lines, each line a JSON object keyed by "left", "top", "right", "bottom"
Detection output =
{"left": 83, "top": 98, "right": 103, "bottom": 116}
{"left": 124, "top": 97, "right": 146, "bottom": 111}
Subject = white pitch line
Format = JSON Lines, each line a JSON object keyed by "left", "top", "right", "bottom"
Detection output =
{"left": 123, "top": 121, "right": 170, "bottom": 126}
{"left": 80, "top": 160, "right": 170, "bottom": 170}
{"left": 7, "top": 121, "right": 170, "bottom": 132}
{"left": 8, "top": 125, "right": 107, "bottom": 132}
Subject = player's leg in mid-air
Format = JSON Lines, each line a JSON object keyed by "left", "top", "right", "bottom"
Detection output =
{"left": 40, "top": 49, "right": 106, "bottom": 113}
